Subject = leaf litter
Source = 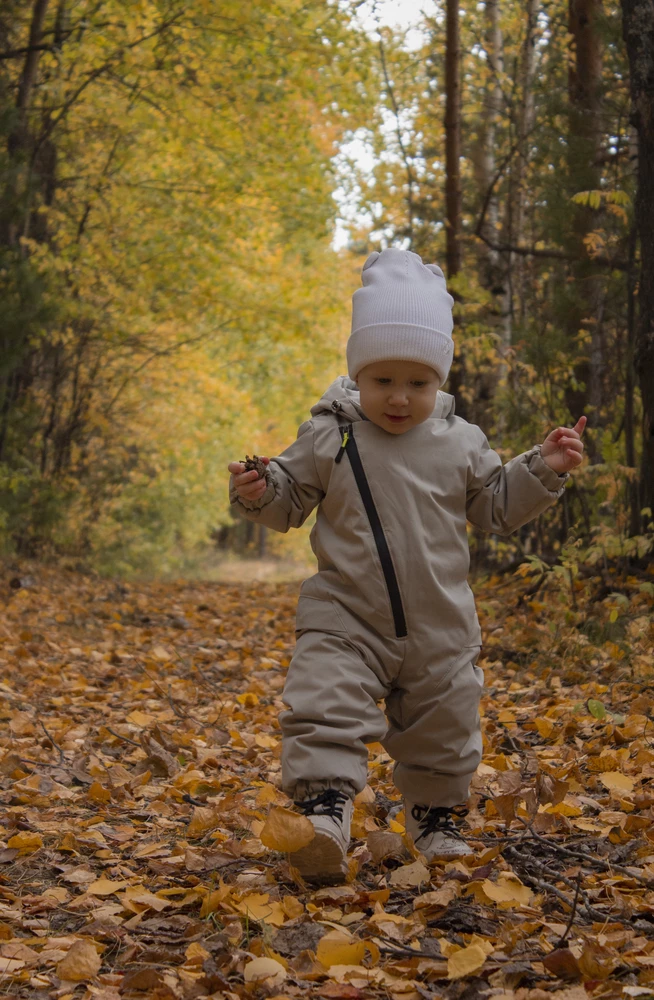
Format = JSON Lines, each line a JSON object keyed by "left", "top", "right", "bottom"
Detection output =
{"left": 0, "top": 563, "right": 652, "bottom": 999}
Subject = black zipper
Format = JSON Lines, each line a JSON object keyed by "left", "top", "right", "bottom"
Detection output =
{"left": 335, "top": 423, "right": 407, "bottom": 638}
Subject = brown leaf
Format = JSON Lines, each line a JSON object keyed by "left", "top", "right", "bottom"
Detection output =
{"left": 187, "top": 806, "right": 220, "bottom": 838}
{"left": 260, "top": 806, "right": 315, "bottom": 853}
{"left": 56, "top": 939, "right": 102, "bottom": 981}
{"left": 543, "top": 947, "right": 581, "bottom": 981}
{"left": 119, "top": 968, "right": 164, "bottom": 992}
{"left": 139, "top": 732, "right": 180, "bottom": 777}
{"left": 366, "top": 830, "right": 408, "bottom": 864}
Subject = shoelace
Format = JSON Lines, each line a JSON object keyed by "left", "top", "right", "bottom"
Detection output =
{"left": 411, "top": 804, "right": 469, "bottom": 843}
{"left": 294, "top": 788, "right": 349, "bottom": 821}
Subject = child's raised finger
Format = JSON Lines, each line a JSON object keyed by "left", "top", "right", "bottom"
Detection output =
{"left": 572, "top": 415, "right": 587, "bottom": 436}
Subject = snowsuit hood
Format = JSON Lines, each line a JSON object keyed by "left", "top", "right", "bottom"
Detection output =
{"left": 309, "top": 374, "right": 456, "bottom": 423}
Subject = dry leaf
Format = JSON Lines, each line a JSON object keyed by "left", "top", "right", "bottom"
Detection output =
{"left": 447, "top": 938, "right": 494, "bottom": 980}
{"left": 316, "top": 930, "right": 366, "bottom": 968}
{"left": 243, "top": 956, "right": 287, "bottom": 985}
{"left": 87, "top": 878, "right": 129, "bottom": 896}
{"left": 56, "top": 939, "right": 102, "bottom": 981}
{"left": 234, "top": 892, "right": 286, "bottom": 927}
{"left": 599, "top": 771, "right": 635, "bottom": 793}
{"left": 6, "top": 831, "right": 43, "bottom": 853}
{"left": 260, "top": 806, "right": 315, "bottom": 852}
{"left": 389, "top": 860, "right": 430, "bottom": 888}
{"left": 187, "top": 805, "right": 220, "bottom": 837}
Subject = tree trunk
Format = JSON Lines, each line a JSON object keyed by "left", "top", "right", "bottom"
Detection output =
{"left": 480, "top": 0, "right": 512, "bottom": 439}
{"left": 1, "top": 0, "right": 51, "bottom": 247}
{"left": 443, "top": 0, "right": 468, "bottom": 418}
{"left": 564, "top": 0, "right": 604, "bottom": 461}
{"left": 622, "top": 0, "right": 654, "bottom": 522}
{"left": 513, "top": 0, "right": 538, "bottom": 328}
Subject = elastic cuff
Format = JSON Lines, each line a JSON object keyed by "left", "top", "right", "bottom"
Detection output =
{"left": 527, "top": 444, "right": 570, "bottom": 494}
{"left": 229, "top": 469, "right": 276, "bottom": 511}
{"left": 292, "top": 779, "right": 357, "bottom": 802}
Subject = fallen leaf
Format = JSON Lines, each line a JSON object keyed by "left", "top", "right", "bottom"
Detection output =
{"left": 316, "top": 930, "right": 366, "bottom": 968}
{"left": 56, "top": 939, "right": 102, "bottom": 981}
{"left": 243, "top": 956, "right": 287, "bottom": 984}
{"left": 599, "top": 771, "right": 635, "bottom": 793}
{"left": 87, "top": 878, "right": 129, "bottom": 896}
{"left": 389, "top": 860, "right": 430, "bottom": 888}
{"left": 234, "top": 892, "right": 286, "bottom": 927}
{"left": 260, "top": 806, "right": 315, "bottom": 852}
{"left": 447, "top": 937, "right": 494, "bottom": 980}
{"left": 6, "top": 831, "right": 43, "bottom": 853}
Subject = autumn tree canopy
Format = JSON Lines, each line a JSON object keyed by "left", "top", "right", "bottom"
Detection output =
{"left": 0, "top": 0, "right": 651, "bottom": 576}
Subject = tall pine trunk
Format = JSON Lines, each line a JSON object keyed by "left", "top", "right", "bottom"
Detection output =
{"left": 564, "top": 0, "right": 604, "bottom": 463}
{"left": 622, "top": 0, "right": 654, "bottom": 526}
{"left": 444, "top": 0, "right": 468, "bottom": 417}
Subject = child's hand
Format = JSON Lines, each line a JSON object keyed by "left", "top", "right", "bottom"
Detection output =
{"left": 228, "top": 457, "right": 270, "bottom": 501}
{"left": 541, "top": 416, "right": 586, "bottom": 474}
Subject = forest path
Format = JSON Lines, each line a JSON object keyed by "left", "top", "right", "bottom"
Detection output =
{"left": 0, "top": 565, "right": 651, "bottom": 996}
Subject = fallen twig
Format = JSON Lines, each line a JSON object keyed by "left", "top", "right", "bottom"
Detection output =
{"left": 39, "top": 720, "right": 65, "bottom": 764}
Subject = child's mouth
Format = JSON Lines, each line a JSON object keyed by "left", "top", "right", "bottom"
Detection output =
{"left": 385, "top": 414, "right": 410, "bottom": 423}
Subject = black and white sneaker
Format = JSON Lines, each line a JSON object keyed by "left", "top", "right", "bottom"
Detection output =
{"left": 405, "top": 802, "right": 473, "bottom": 860}
{"left": 289, "top": 788, "right": 353, "bottom": 883}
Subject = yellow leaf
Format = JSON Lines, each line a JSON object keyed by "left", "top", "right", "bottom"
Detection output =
{"left": 0, "top": 956, "right": 25, "bottom": 973}
{"left": 87, "top": 781, "right": 111, "bottom": 804}
{"left": 254, "top": 733, "right": 277, "bottom": 748}
{"left": 447, "top": 941, "right": 492, "bottom": 980}
{"left": 535, "top": 718, "right": 555, "bottom": 738}
{"left": 259, "top": 806, "right": 315, "bottom": 853}
{"left": 43, "top": 887, "right": 69, "bottom": 903}
{"left": 599, "top": 772, "right": 635, "bottom": 794}
{"left": 199, "top": 883, "right": 231, "bottom": 917}
{"left": 236, "top": 692, "right": 259, "bottom": 706}
{"left": 470, "top": 874, "right": 533, "bottom": 907}
{"left": 56, "top": 940, "right": 101, "bottom": 982}
{"left": 185, "top": 941, "right": 211, "bottom": 964}
{"left": 282, "top": 895, "right": 304, "bottom": 919}
{"left": 119, "top": 886, "right": 170, "bottom": 912}
{"left": 389, "top": 861, "right": 430, "bottom": 888}
{"left": 316, "top": 930, "right": 366, "bottom": 968}
{"left": 87, "top": 878, "right": 128, "bottom": 896}
{"left": 234, "top": 893, "right": 286, "bottom": 927}
{"left": 7, "top": 832, "right": 43, "bottom": 854}
{"left": 255, "top": 783, "right": 284, "bottom": 806}
{"left": 243, "top": 957, "right": 287, "bottom": 985}
{"left": 125, "top": 710, "right": 155, "bottom": 726}
{"left": 151, "top": 645, "right": 171, "bottom": 661}
{"left": 187, "top": 806, "right": 220, "bottom": 837}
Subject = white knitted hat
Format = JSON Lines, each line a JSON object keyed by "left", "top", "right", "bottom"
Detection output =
{"left": 347, "top": 248, "right": 454, "bottom": 385}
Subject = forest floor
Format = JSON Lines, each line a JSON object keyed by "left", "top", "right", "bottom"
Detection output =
{"left": 0, "top": 561, "right": 652, "bottom": 1000}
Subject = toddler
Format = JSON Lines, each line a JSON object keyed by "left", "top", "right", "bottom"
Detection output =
{"left": 227, "top": 248, "right": 585, "bottom": 883}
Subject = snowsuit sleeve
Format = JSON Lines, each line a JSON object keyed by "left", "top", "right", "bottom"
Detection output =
{"left": 465, "top": 429, "right": 570, "bottom": 536}
{"left": 228, "top": 419, "right": 324, "bottom": 533}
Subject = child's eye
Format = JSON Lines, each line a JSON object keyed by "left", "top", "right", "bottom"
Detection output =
{"left": 412, "top": 381, "right": 426, "bottom": 387}
{"left": 375, "top": 378, "right": 392, "bottom": 384}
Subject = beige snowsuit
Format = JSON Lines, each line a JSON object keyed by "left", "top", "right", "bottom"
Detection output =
{"left": 229, "top": 376, "right": 569, "bottom": 805}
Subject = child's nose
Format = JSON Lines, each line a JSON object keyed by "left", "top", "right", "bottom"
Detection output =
{"left": 388, "top": 389, "right": 409, "bottom": 405}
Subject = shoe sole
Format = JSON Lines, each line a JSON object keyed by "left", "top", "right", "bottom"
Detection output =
{"left": 289, "top": 831, "right": 348, "bottom": 885}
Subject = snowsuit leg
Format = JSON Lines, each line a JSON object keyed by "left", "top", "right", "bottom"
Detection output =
{"left": 384, "top": 642, "right": 484, "bottom": 806}
{"left": 280, "top": 596, "right": 404, "bottom": 797}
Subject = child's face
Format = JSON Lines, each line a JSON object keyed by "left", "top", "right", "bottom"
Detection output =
{"left": 355, "top": 361, "right": 440, "bottom": 435}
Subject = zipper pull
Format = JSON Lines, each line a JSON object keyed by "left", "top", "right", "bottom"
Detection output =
{"left": 335, "top": 426, "right": 350, "bottom": 464}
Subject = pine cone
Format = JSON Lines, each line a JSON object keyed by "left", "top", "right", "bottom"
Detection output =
{"left": 242, "top": 454, "right": 267, "bottom": 481}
